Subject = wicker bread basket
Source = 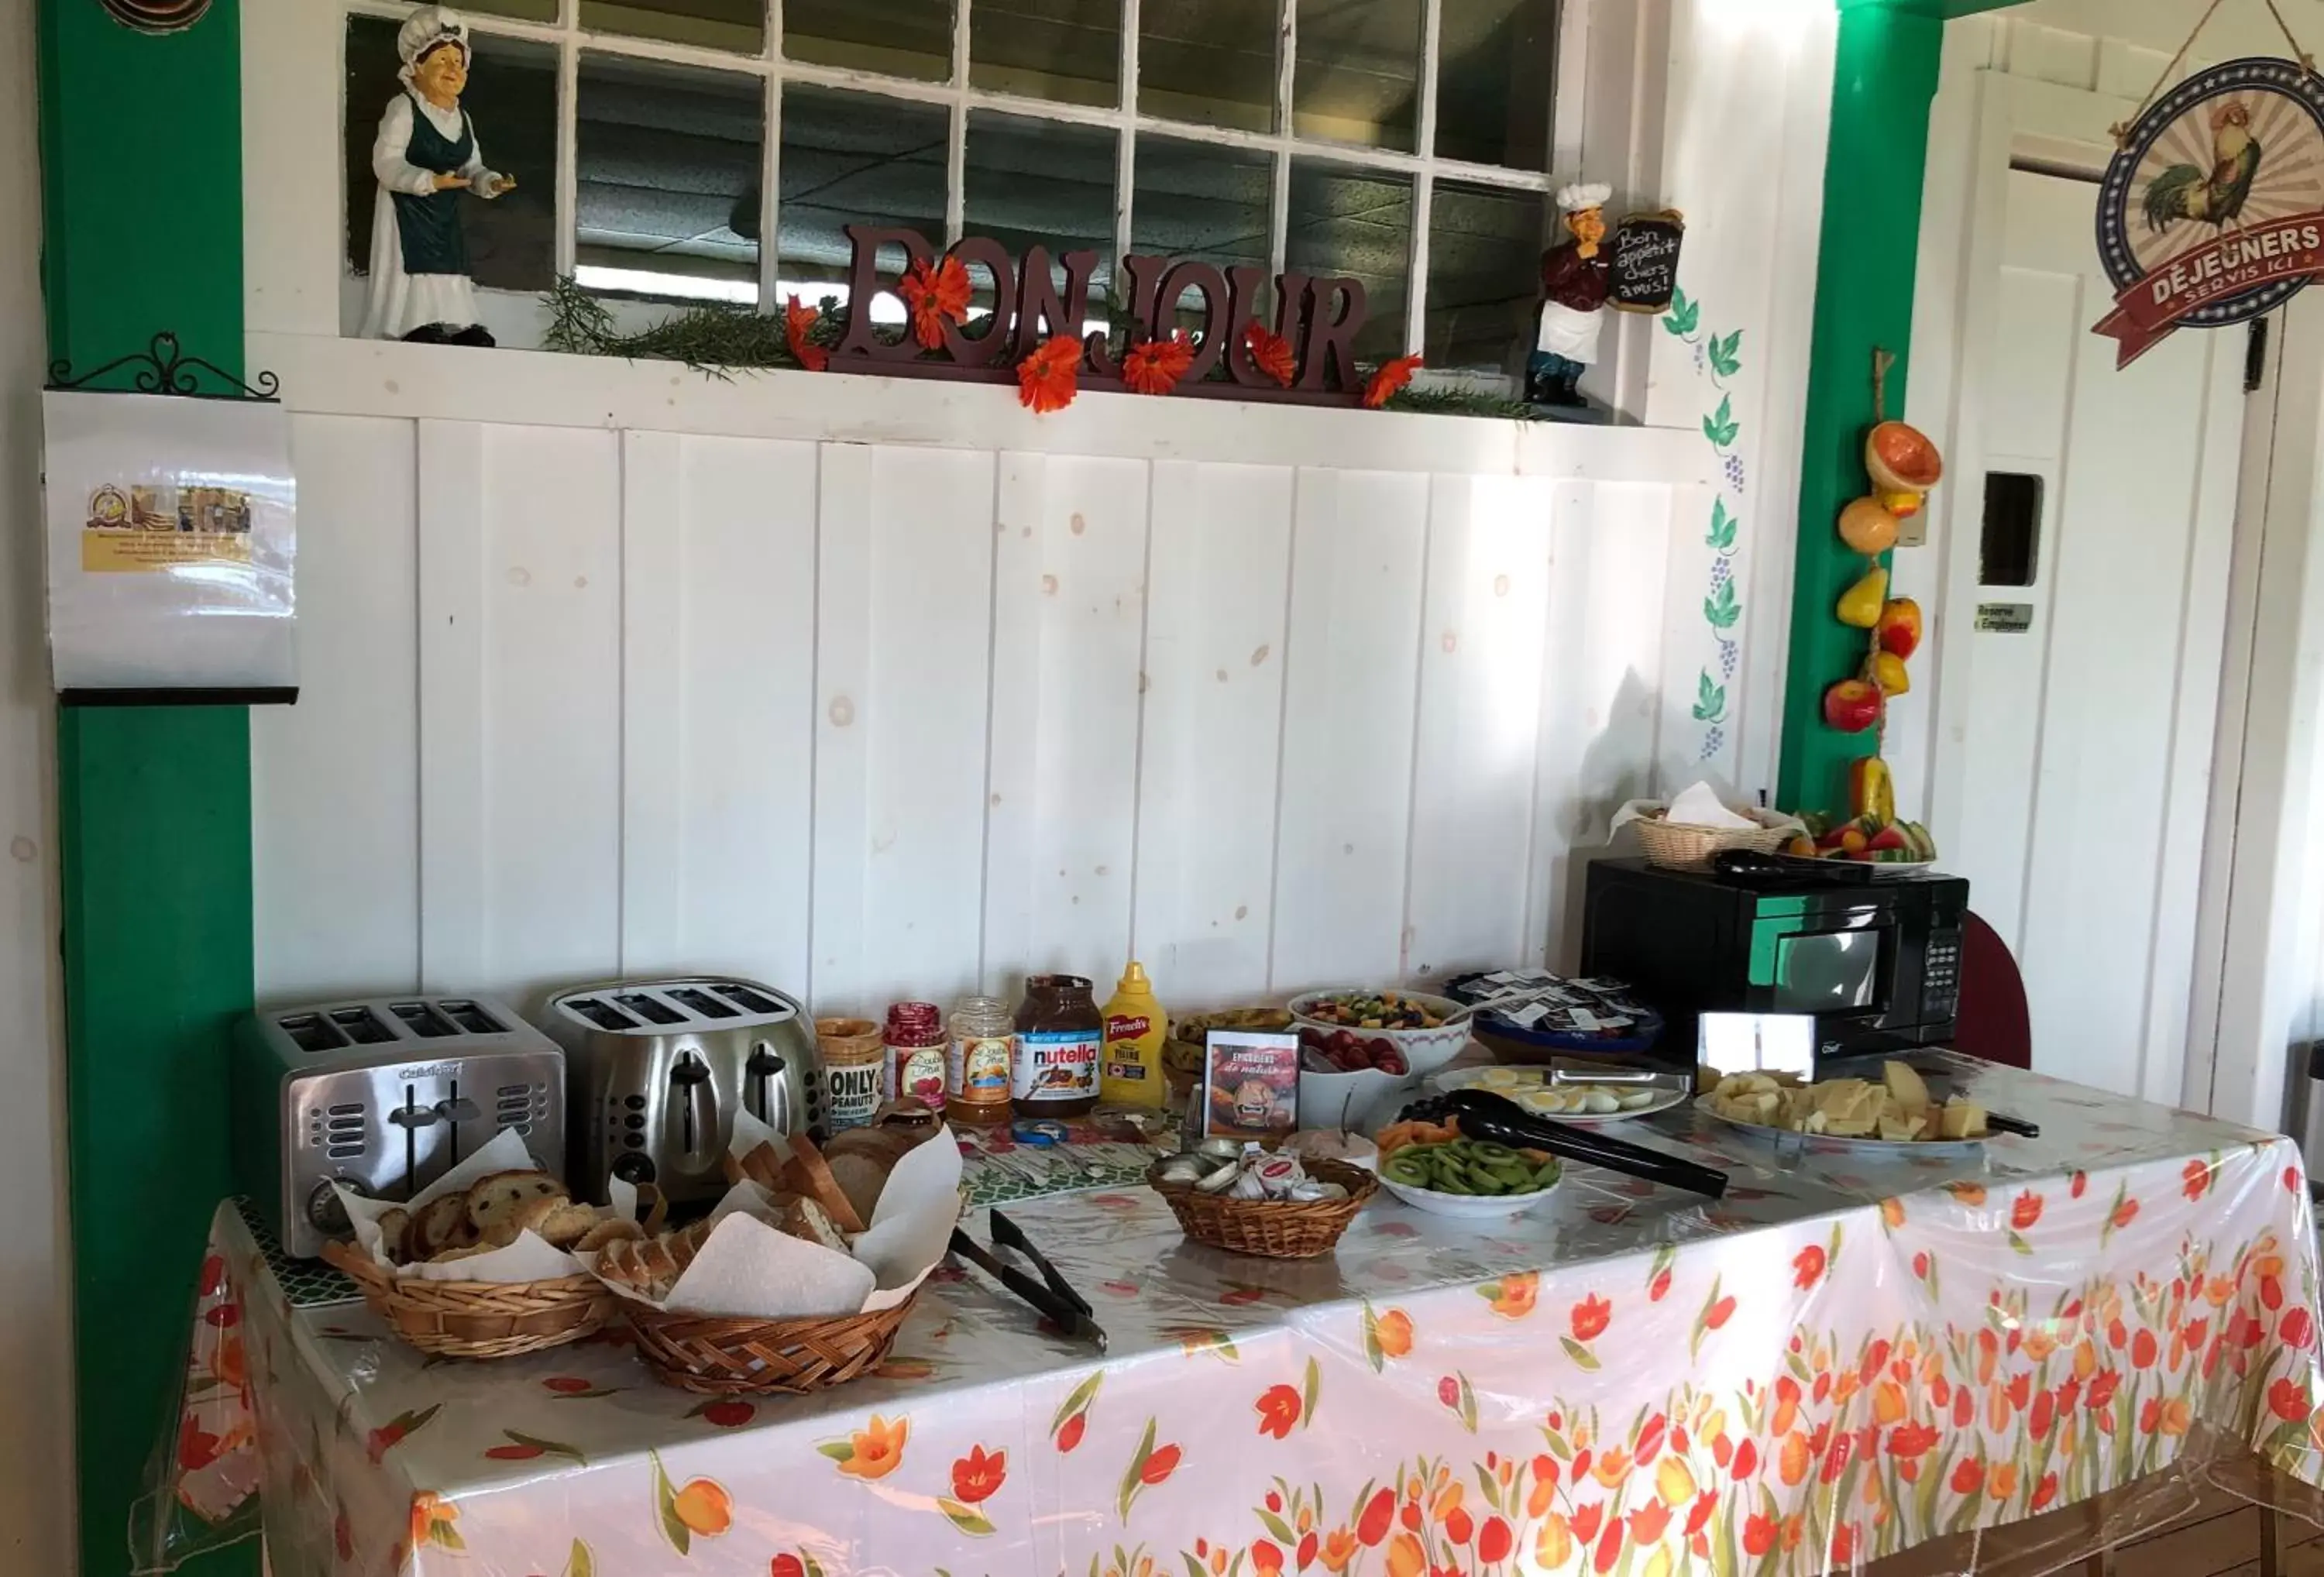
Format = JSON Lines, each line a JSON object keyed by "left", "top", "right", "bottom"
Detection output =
{"left": 623, "top": 1294, "right": 918, "bottom": 1395}
{"left": 1633, "top": 815, "right": 1787, "bottom": 871}
{"left": 321, "top": 1239, "right": 614, "bottom": 1359}
{"left": 1148, "top": 1156, "right": 1377, "bottom": 1259}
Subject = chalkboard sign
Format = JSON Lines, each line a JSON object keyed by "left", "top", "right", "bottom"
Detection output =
{"left": 1609, "top": 211, "right": 1686, "bottom": 314}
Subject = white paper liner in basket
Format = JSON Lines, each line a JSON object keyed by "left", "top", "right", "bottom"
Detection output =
{"left": 583, "top": 1115, "right": 964, "bottom": 1322}
{"left": 1609, "top": 780, "right": 1807, "bottom": 840}
{"left": 332, "top": 1129, "right": 645, "bottom": 1283}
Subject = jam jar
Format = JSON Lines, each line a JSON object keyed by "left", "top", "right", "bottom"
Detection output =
{"left": 1012, "top": 974, "right": 1102, "bottom": 1118}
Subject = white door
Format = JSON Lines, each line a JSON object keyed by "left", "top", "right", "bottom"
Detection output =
{"left": 1941, "top": 167, "right": 2243, "bottom": 1102}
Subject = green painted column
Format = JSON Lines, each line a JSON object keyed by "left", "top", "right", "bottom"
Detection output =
{"left": 1776, "top": 0, "right": 1945, "bottom": 815}
{"left": 40, "top": 2, "right": 258, "bottom": 1574}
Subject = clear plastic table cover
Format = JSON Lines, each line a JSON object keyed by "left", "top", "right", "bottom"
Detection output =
{"left": 144, "top": 1057, "right": 2324, "bottom": 1575}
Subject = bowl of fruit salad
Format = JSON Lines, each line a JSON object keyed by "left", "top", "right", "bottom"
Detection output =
{"left": 1288, "top": 989, "right": 1473, "bottom": 1080}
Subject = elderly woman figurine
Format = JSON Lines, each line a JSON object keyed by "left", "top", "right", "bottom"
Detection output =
{"left": 359, "top": 5, "right": 517, "bottom": 346}
{"left": 1528, "top": 182, "right": 1613, "bottom": 407}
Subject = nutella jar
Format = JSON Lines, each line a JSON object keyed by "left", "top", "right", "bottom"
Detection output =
{"left": 885, "top": 1002, "right": 947, "bottom": 1112}
{"left": 1012, "top": 974, "right": 1102, "bottom": 1118}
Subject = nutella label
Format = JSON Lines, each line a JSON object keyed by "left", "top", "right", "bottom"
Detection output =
{"left": 1012, "top": 1028, "right": 1100, "bottom": 1103}
{"left": 823, "top": 1060, "right": 885, "bottom": 1130}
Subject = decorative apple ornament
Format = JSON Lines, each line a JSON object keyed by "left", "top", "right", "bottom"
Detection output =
{"left": 1877, "top": 596, "right": 1921, "bottom": 660}
{"left": 1823, "top": 679, "right": 1882, "bottom": 734}
{"left": 1838, "top": 496, "right": 1899, "bottom": 555}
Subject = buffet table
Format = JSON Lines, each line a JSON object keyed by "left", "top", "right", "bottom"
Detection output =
{"left": 163, "top": 1058, "right": 2324, "bottom": 1576}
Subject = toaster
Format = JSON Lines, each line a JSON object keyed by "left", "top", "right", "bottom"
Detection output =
{"left": 232, "top": 995, "right": 565, "bottom": 1259}
{"left": 541, "top": 977, "right": 821, "bottom": 1204}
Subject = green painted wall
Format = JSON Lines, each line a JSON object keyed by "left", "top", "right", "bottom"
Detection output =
{"left": 1777, "top": 1, "right": 1945, "bottom": 816}
{"left": 40, "top": 2, "right": 258, "bottom": 1575}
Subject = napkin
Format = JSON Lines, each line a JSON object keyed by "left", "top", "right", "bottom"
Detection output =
{"left": 335, "top": 1129, "right": 630, "bottom": 1283}
{"left": 1607, "top": 782, "right": 1807, "bottom": 839}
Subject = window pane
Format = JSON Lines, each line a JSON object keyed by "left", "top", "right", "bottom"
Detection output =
{"left": 344, "top": 19, "right": 559, "bottom": 294}
{"left": 580, "top": 0, "right": 765, "bottom": 55}
{"left": 1294, "top": 0, "right": 1422, "bottom": 152}
{"left": 776, "top": 85, "right": 949, "bottom": 293}
{"left": 1426, "top": 180, "right": 1544, "bottom": 375}
{"left": 786, "top": 0, "right": 953, "bottom": 81}
{"left": 1140, "top": 0, "right": 1274, "bottom": 132}
{"left": 456, "top": 0, "right": 559, "bottom": 19}
{"left": 964, "top": 111, "right": 1117, "bottom": 319}
{"left": 1435, "top": 0, "right": 1556, "bottom": 169}
{"left": 971, "top": 0, "right": 1119, "bottom": 109}
{"left": 1286, "top": 162, "right": 1411, "bottom": 363}
{"left": 577, "top": 54, "right": 765, "bottom": 302}
{"left": 1132, "top": 138, "right": 1270, "bottom": 334}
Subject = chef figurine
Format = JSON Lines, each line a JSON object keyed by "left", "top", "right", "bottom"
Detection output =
{"left": 1527, "top": 182, "right": 1613, "bottom": 408}
{"left": 359, "top": 5, "right": 517, "bottom": 347}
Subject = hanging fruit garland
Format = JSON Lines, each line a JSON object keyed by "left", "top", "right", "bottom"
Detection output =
{"left": 1800, "top": 349, "right": 1942, "bottom": 864}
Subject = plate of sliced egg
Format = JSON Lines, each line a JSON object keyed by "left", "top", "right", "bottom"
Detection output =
{"left": 1432, "top": 1065, "right": 1686, "bottom": 1125}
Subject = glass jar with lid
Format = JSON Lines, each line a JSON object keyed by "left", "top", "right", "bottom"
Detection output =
{"left": 1012, "top": 974, "right": 1102, "bottom": 1118}
{"left": 947, "top": 995, "right": 1015, "bottom": 1123}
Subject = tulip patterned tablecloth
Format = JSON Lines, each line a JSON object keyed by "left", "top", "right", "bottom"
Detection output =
{"left": 167, "top": 1061, "right": 2324, "bottom": 1577}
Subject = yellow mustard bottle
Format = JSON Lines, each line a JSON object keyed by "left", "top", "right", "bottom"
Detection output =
{"left": 1099, "top": 961, "right": 1168, "bottom": 1108}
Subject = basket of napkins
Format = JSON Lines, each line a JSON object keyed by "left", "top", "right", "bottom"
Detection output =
{"left": 1614, "top": 782, "right": 1802, "bottom": 870}
{"left": 321, "top": 1129, "right": 658, "bottom": 1358}
{"left": 585, "top": 1111, "right": 963, "bottom": 1395}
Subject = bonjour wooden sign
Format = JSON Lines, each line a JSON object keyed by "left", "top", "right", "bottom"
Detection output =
{"left": 827, "top": 224, "right": 1384, "bottom": 405}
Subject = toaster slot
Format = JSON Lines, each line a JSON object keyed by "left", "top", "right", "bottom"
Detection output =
{"left": 328, "top": 1006, "right": 395, "bottom": 1045}
{"left": 715, "top": 983, "right": 783, "bottom": 1015}
{"left": 569, "top": 997, "right": 636, "bottom": 1031}
{"left": 438, "top": 999, "right": 505, "bottom": 1036}
{"left": 278, "top": 1012, "right": 347, "bottom": 1053}
{"left": 614, "top": 992, "right": 685, "bottom": 1026}
{"left": 389, "top": 1002, "right": 456, "bottom": 1039}
{"left": 666, "top": 987, "right": 738, "bottom": 1020}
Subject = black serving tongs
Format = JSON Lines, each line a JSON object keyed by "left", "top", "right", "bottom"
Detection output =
{"left": 1400, "top": 1089, "right": 1730, "bottom": 1199}
{"left": 950, "top": 1208, "right": 1109, "bottom": 1352}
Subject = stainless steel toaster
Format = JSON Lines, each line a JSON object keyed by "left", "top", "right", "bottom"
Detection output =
{"left": 232, "top": 996, "right": 565, "bottom": 1259}
{"left": 541, "top": 977, "right": 822, "bottom": 1204}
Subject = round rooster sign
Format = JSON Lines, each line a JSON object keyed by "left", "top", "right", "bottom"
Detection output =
{"left": 2095, "top": 57, "right": 2324, "bottom": 367}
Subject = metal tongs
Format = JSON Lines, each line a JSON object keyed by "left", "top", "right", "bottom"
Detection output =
{"left": 950, "top": 1208, "right": 1109, "bottom": 1352}
{"left": 1400, "top": 1088, "right": 1730, "bottom": 1199}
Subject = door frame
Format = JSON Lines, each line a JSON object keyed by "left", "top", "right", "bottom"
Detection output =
{"left": 1909, "top": 60, "right": 2273, "bottom": 1116}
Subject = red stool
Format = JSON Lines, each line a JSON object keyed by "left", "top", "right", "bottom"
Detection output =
{"left": 1951, "top": 911, "right": 2032, "bottom": 1069}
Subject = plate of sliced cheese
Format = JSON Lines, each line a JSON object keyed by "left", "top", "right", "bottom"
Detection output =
{"left": 1697, "top": 1061, "right": 1989, "bottom": 1154}
{"left": 1434, "top": 1064, "right": 1688, "bottom": 1125}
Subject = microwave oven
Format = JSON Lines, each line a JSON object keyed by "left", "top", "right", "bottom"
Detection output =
{"left": 1580, "top": 859, "right": 1968, "bottom": 1061}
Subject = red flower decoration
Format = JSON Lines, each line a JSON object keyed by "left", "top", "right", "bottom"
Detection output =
{"left": 1362, "top": 354, "right": 1422, "bottom": 409}
{"left": 773, "top": 1556, "right": 807, "bottom": 1577}
{"left": 2086, "top": 1370, "right": 2120, "bottom": 1411}
{"left": 1793, "top": 1244, "right": 1827, "bottom": 1290}
{"left": 1055, "top": 1412, "right": 1086, "bottom": 1453}
{"left": 2131, "top": 1329, "right": 2159, "bottom": 1370}
{"left": 1477, "top": 1516, "right": 1512, "bottom": 1564}
{"left": 1731, "top": 1438, "right": 1758, "bottom": 1479}
{"left": 2070, "top": 1170, "right": 2089, "bottom": 1198}
{"left": 2271, "top": 1378, "right": 2310, "bottom": 1423}
{"left": 1703, "top": 1294, "right": 1736, "bottom": 1330}
{"left": 2032, "top": 1472, "right": 2059, "bottom": 1511}
{"left": 1018, "top": 335, "right": 1082, "bottom": 413}
{"left": 1255, "top": 1383, "right": 1302, "bottom": 1439}
{"left": 1628, "top": 1500, "right": 1671, "bottom": 1544}
{"left": 2011, "top": 1190, "right": 2044, "bottom": 1230}
{"left": 1251, "top": 1537, "right": 1284, "bottom": 1575}
{"left": 1243, "top": 321, "right": 1297, "bottom": 387}
{"left": 1122, "top": 330, "right": 1195, "bottom": 396}
{"left": 899, "top": 256, "right": 971, "bottom": 350}
{"left": 2182, "top": 1158, "right": 2212, "bottom": 1201}
{"left": 951, "top": 1443, "right": 1008, "bottom": 1503}
{"left": 1886, "top": 1421, "right": 1938, "bottom": 1459}
{"left": 2111, "top": 1197, "right": 2140, "bottom": 1230}
{"left": 1356, "top": 1486, "right": 1396, "bottom": 1546}
{"left": 1951, "top": 1457, "right": 1984, "bottom": 1495}
{"left": 783, "top": 296, "right": 828, "bottom": 373}
{"left": 1744, "top": 1513, "right": 1776, "bottom": 1556}
{"left": 1140, "top": 1441, "right": 1182, "bottom": 1486}
{"left": 178, "top": 1415, "right": 222, "bottom": 1472}
{"left": 2284, "top": 1307, "right": 2315, "bottom": 1349}
{"left": 1571, "top": 1293, "right": 1612, "bottom": 1342}
{"left": 1648, "top": 1267, "right": 1672, "bottom": 1303}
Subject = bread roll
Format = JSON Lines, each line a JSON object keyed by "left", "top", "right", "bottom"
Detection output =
{"left": 780, "top": 1134, "right": 867, "bottom": 1234}
{"left": 823, "top": 1126, "right": 916, "bottom": 1223}
{"left": 466, "top": 1170, "right": 566, "bottom": 1233}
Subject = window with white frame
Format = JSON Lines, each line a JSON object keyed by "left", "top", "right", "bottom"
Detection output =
{"left": 341, "top": 0, "right": 1566, "bottom": 374}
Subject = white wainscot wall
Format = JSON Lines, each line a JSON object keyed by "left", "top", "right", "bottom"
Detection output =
{"left": 251, "top": 336, "right": 1731, "bottom": 1015}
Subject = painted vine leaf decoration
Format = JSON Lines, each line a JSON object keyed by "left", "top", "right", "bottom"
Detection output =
{"left": 1703, "top": 393, "right": 1741, "bottom": 448}
{"left": 1708, "top": 328, "right": 1744, "bottom": 380}
{"left": 1664, "top": 287, "right": 1701, "bottom": 337}
{"left": 1704, "top": 579, "right": 1741, "bottom": 630}
{"left": 1706, "top": 498, "right": 1739, "bottom": 553}
{"left": 1693, "top": 672, "right": 1728, "bottom": 724}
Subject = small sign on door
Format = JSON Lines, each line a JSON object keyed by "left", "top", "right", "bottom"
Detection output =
{"left": 1975, "top": 602, "right": 2033, "bottom": 633}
